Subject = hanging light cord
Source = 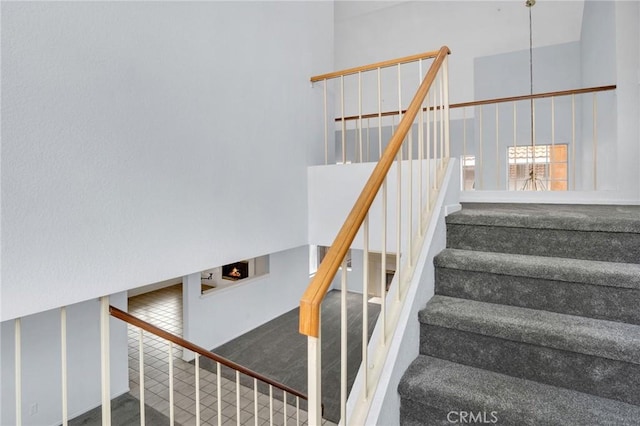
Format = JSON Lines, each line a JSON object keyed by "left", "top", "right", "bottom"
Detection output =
{"left": 528, "top": 4, "right": 534, "bottom": 153}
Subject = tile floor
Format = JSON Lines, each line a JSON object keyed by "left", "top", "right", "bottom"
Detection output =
{"left": 127, "top": 285, "right": 333, "bottom": 426}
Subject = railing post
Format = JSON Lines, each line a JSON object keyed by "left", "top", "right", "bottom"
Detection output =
{"left": 341, "top": 76, "right": 346, "bottom": 164}
{"left": 61, "top": 307, "right": 69, "bottom": 426}
{"left": 307, "top": 332, "right": 322, "bottom": 425}
{"left": 340, "top": 260, "right": 348, "bottom": 424}
{"left": 15, "top": 318, "right": 22, "bottom": 426}
{"left": 443, "top": 56, "right": 450, "bottom": 160}
{"left": 362, "top": 215, "right": 369, "bottom": 400}
{"left": 495, "top": 104, "right": 500, "bottom": 189}
{"left": 138, "top": 329, "right": 146, "bottom": 426}
{"left": 100, "top": 296, "right": 111, "bottom": 426}
{"left": 323, "top": 79, "right": 328, "bottom": 165}
{"left": 593, "top": 93, "right": 598, "bottom": 190}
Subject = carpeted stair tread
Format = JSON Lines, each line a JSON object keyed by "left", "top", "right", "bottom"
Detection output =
{"left": 420, "top": 296, "right": 640, "bottom": 365}
{"left": 398, "top": 355, "right": 640, "bottom": 425}
{"left": 446, "top": 203, "right": 640, "bottom": 233}
{"left": 434, "top": 249, "right": 640, "bottom": 290}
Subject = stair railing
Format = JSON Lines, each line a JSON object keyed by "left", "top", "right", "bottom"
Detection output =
{"left": 301, "top": 46, "right": 451, "bottom": 424}
{"left": 452, "top": 85, "right": 616, "bottom": 191}
{"left": 336, "top": 84, "right": 616, "bottom": 191}
{"left": 108, "top": 304, "right": 310, "bottom": 426}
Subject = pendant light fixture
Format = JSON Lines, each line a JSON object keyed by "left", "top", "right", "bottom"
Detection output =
{"left": 521, "top": 0, "right": 545, "bottom": 190}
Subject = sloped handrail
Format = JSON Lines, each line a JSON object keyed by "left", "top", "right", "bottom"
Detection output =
{"left": 299, "top": 45, "right": 451, "bottom": 338}
{"left": 109, "top": 305, "right": 308, "bottom": 400}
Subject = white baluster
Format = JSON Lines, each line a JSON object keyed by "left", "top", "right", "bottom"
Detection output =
{"left": 217, "top": 362, "right": 222, "bottom": 426}
{"left": 307, "top": 332, "right": 321, "bottom": 425}
{"left": 283, "top": 391, "right": 288, "bottom": 426}
{"left": 593, "top": 93, "right": 598, "bottom": 190}
{"left": 323, "top": 79, "right": 328, "bottom": 165}
{"left": 139, "top": 329, "right": 145, "bottom": 426}
{"left": 15, "top": 318, "right": 22, "bottom": 426}
{"left": 341, "top": 75, "right": 346, "bottom": 164}
{"left": 478, "top": 105, "right": 483, "bottom": 190}
{"left": 439, "top": 70, "right": 444, "bottom": 171}
{"left": 408, "top": 129, "right": 413, "bottom": 268}
{"left": 443, "top": 56, "right": 450, "bottom": 160}
{"left": 195, "top": 355, "right": 201, "bottom": 426}
{"left": 513, "top": 102, "right": 517, "bottom": 191}
{"left": 269, "top": 385, "right": 274, "bottom": 426}
{"left": 427, "top": 95, "right": 431, "bottom": 195}
{"left": 396, "top": 152, "right": 402, "bottom": 301}
{"left": 462, "top": 106, "right": 467, "bottom": 179}
{"left": 168, "top": 342, "right": 174, "bottom": 426}
{"left": 254, "top": 378, "right": 259, "bottom": 426}
{"left": 236, "top": 370, "right": 241, "bottom": 426}
{"left": 340, "top": 259, "right": 347, "bottom": 424}
{"left": 362, "top": 214, "right": 369, "bottom": 399}
{"left": 572, "top": 94, "right": 576, "bottom": 190}
{"left": 380, "top": 177, "right": 388, "bottom": 346}
{"left": 377, "top": 68, "right": 382, "bottom": 159}
{"left": 61, "top": 307, "right": 68, "bottom": 426}
{"left": 358, "top": 71, "right": 363, "bottom": 163}
{"left": 100, "top": 296, "right": 111, "bottom": 426}
{"left": 496, "top": 104, "right": 500, "bottom": 189}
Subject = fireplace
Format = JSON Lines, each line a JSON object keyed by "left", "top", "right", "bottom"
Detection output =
{"left": 222, "top": 261, "right": 249, "bottom": 281}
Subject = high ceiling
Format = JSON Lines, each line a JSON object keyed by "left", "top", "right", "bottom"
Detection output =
{"left": 335, "top": 0, "right": 585, "bottom": 63}
{"left": 334, "top": 1, "right": 587, "bottom": 102}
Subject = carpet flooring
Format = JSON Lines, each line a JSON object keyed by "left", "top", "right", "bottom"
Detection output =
{"left": 199, "top": 290, "right": 380, "bottom": 424}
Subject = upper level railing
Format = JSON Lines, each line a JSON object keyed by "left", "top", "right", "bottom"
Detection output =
{"left": 330, "top": 83, "right": 616, "bottom": 192}
{"left": 301, "top": 46, "right": 451, "bottom": 424}
{"left": 312, "top": 48, "right": 449, "bottom": 165}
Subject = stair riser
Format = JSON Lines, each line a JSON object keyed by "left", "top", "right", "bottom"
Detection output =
{"left": 420, "top": 324, "right": 640, "bottom": 406}
{"left": 435, "top": 268, "right": 640, "bottom": 325}
{"left": 400, "top": 400, "right": 504, "bottom": 426}
{"left": 400, "top": 401, "right": 453, "bottom": 426}
{"left": 446, "top": 224, "right": 640, "bottom": 264}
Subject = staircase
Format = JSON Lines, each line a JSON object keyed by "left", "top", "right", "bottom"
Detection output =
{"left": 399, "top": 203, "right": 640, "bottom": 425}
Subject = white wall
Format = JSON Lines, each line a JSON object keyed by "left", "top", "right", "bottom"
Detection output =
{"left": 1, "top": 1, "right": 334, "bottom": 321}
{"left": 182, "top": 245, "right": 310, "bottom": 352}
{"left": 334, "top": 1, "right": 584, "bottom": 106}
{"left": 1, "top": 292, "right": 128, "bottom": 426}
{"left": 612, "top": 1, "right": 640, "bottom": 199}
{"left": 308, "top": 159, "right": 435, "bottom": 257}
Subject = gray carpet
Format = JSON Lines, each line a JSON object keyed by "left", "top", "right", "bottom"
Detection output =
{"left": 200, "top": 290, "right": 380, "bottom": 424}
{"left": 67, "top": 393, "right": 178, "bottom": 426}
{"left": 400, "top": 203, "right": 640, "bottom": 425}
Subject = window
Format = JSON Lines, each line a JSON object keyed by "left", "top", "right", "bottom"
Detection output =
{"left": 508, "top": 144, "right": 567, "bottom": 191}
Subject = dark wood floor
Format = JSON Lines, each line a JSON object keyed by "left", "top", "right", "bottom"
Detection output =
{"left": 201, "top": 290, "right": 380, "bottom": 424}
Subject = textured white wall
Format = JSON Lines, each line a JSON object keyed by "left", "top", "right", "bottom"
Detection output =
{"left": 1, "top": 1, "right": 334, "bottom": 321}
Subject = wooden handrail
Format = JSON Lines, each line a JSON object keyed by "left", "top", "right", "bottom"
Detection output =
{"left": 299, "top": 46, "right": 451, "bottom": 338}
{"left": 334, "top": 84, "right": 617, "bottom": 122}
{"left": 310, "top": 49, "right": 443, "bottom": 83}
{"left": 109, "top": 305, "right": 308, "bottom": 400}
